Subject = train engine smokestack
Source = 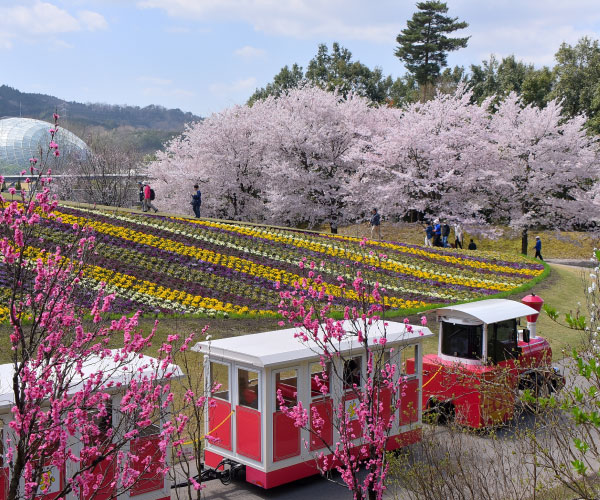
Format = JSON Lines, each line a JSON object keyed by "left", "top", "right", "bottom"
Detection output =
{"left": 521, "top": 294, "right": 544, "bottom": 339}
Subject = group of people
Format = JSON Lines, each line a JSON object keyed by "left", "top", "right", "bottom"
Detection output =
{"left": 137, "top": 182, "right": 203, "bottom": 218}
{"left": 137, "top": 181, "right": 158, "bottom": 213}
{"left": 423, "top": 220, "right": 476, "bottom": 250}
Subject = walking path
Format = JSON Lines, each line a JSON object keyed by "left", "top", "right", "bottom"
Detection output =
{"left": 545, "top": 258, "right": 595, "bottom": 268}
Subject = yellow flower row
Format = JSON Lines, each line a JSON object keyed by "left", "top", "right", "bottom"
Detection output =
{"left": 170, "top": 217, "right": 519, "bottom": 291}
{"left": 176, "top": 217, "right": 540, "bottom": 278}
{"left": 85, "top": 265, "right": 275, "bottom": 316}
{"left": 328, "top": 233, "right": 543, "bottom": 277}
{"left": 20, "top": 244, "right": 274, "bottom": 316}
{"left": 52, "top": 210, "right": 424, "bottom": 310}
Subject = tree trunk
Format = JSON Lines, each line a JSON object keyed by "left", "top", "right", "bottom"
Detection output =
{"left": 521, "top": 228, "right": 528, "bottom": 256}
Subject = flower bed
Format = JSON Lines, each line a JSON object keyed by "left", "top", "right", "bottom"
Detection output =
{"left": 0, "top": 206, "right": 545, "bottom": 318}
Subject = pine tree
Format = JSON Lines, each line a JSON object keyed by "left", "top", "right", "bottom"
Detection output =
{"left": 395, "top": 1, "right": 469, "bottom": 100}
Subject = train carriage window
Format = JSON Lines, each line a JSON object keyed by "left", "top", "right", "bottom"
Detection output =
{"left": 343, "top": 356, "right": 362, "bottom": 390}
{"left": 441, "top": 322, "right": 483, "bottom": 360}
{"left": 310, "top": 362, "right": 331, "bottom": 399}
{"left": 372, "top": 349, "right": 391, "bottom": 383}
{"left": 238, "top": 368, "right": 259, "bottom": 410}
{"left": 210, "top": 362, "right": 230, "bottom": 401}
{"left": 275, "top": 369, "right": 298, "bottom": 410}
{"left": 399, "top": 344, "right": 417, "bottom": 376}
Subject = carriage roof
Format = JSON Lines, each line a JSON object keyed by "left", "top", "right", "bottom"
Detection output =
{"left": 436, "top": 299, "right": 539, "bottom": 325}
{"left": 193, "top": 320, "right": 433, "bottom": 368}
{"left": 0, "top": 350, "right": 181, "bottom": 411}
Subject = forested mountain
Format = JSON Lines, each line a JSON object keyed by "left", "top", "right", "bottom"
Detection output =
{"left": 0, "top": 85, "right": 201, "bottom": 153}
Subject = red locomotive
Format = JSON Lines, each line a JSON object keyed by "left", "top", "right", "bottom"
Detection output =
{"left": 408, "top": 295, "right": 563, "bottom": 428}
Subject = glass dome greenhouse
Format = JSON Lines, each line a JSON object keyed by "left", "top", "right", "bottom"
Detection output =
{"left": 0, "top": 117, "right": 88, "bottom": 175}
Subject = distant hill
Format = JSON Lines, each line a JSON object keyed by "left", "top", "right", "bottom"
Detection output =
{"left": 0, "top": 85, "right": 201, "bottom": 153}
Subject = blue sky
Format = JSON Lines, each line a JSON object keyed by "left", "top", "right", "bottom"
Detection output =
{"left": 1, "top": 0, "right": 599, "bottom": 117}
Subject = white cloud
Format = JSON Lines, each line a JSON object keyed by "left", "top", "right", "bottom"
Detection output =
{"left": 209, "top": 77, "right": 258, "bottom": 96}
{"left": 3, "top": 1, "right": 80, "bottom": 35}
{"left": 0, "top": 2, "right": 107, "bottom": 49}
{"left": 78, "top": 10, "right": 108, "bottom": 31}
{"left": 234, "top": 45, "right": 266, "bottom": 59}
{"left": 135, "top": 0, "right": 600, "bottom": 55}
{"left": 462, "top": 5, "right": 600, "bottom": 67}
{"left": 136, "top": 0, "right": 400, "bottom": 43}
{"left": 49, "top": 39, "right": 75, "bottom": 50}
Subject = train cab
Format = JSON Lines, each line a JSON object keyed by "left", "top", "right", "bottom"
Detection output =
{"left": 413, "top": 297, "right": 558, "bottom": 428}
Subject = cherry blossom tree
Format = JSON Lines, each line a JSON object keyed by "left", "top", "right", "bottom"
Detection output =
{"left": 353, "top": 87, "right": 493, "bottom": 226}
{"left": 487, "top": 93, "right": 598, "bottom": 254}
{"left": 0, "top": 115, "right": 187, "bottom": 499}
{"left": 261, "top": 86, "right": 373, "bottom": 230}
{"left": 277, "top": 246, "right": 428, "bottom": 500}
{"left": 147, "top": 85, "right": 598, "bottom": 244}
{"left": 149, "top": 105, "right": 267, "bottom": 221}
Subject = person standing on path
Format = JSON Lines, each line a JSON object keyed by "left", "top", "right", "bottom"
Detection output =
{"left": 534, "top": 236, "right": 543, "bottom": 260}
{"left": 442, "top": 222, "right": 450, "bottom": 248}
{"left": 424, "top": 221, "right": 434, "bottom": 247}
{"left": 433, "top": 220, "right": 442, "bottom": 247}
{"left": 191, "top": 184, "right": 202, "bottom": 218}
{"left": 143, "top": 183, "right": 158, "bottom": 213}
{"left": 454, "top": 224, "right": 463, "bottom": 249}
{"left": 370, "top": 208, "right": 381, "bottom": 240}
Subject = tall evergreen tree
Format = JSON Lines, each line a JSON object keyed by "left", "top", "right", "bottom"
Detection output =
{"left": 551, "top": 37, "right": 600, "bottom": 133}
{"left": 395, "top": 1, "right": 469, "bottom": 100}
{"left": 247, "top": 63, "right": 305, "bottom": 105}
{"left": 248, "top": 43, "right": 400, "bottom": 105}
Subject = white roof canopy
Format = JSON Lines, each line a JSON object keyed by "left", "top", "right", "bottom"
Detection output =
{"left": 0, "top": 350, "right": 182, "bottom": 412}
{"left": 193, "top": 320, "right": 433, "bottom": 368}
{"left": 436, "top": 299, "right": 539, "bottom": 325}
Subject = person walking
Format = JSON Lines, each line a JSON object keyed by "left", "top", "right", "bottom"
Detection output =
{"left": 534, "top": 236, "right": 543, "bottom": 260}
{"left": 191, "top": 184, "right": 202, "bottom": 218}
{"left": 468, "top": 239, "right": 477, "bottom": 250}
{"left": 442, "top": 222, "right": 450, "bottom": 248}
{"left": 454, "top": 224, "right": 463, "bottom": 249}
{"left": 424, "top": 221, "right": 434, "bottom": 247}
{"left": 370, "top": 208, "right": 381, "bottom": 240}
{"left": 143, "top": 183, "right": 158, "bottom": 213}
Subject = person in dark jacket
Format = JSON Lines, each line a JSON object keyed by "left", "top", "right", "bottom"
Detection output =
{"left": 191, "top": 184, "right": 202, "bottom": 218}
{"left": 424, "top": 222, "right": 434, "bottom": 247}
{"left": 442, "top": 222, "right": 450, "bottom": 248}
{"left": 370, "top": 208, "right": 381, "bottom": 240}
{"left": 468, "top": 239, "right": 477, "bottom": 250}
{"left": 534, "top": 236, "right": 543, "bottom": 260}
{"left": 433, "top": 219, "right": 442, "bottom": 247}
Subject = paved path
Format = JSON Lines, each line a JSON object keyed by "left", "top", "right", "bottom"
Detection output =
{"left": 171, "top": 467, "right": 364, "bottom": 500}
{"left": 546, "top": 258, "right": 595, "bottom": 268}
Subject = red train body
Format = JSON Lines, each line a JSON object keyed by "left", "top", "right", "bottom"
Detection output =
{"left": 408, "top": 296, "right": 562, "bottom": 428}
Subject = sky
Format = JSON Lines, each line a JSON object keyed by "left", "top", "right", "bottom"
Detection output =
{"left": 1, "top": 0, "right": 599, "bottom": 118}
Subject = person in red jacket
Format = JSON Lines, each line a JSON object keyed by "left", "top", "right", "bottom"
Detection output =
{"left": 143, "top": 183, "right": 158, "bottom": 213}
